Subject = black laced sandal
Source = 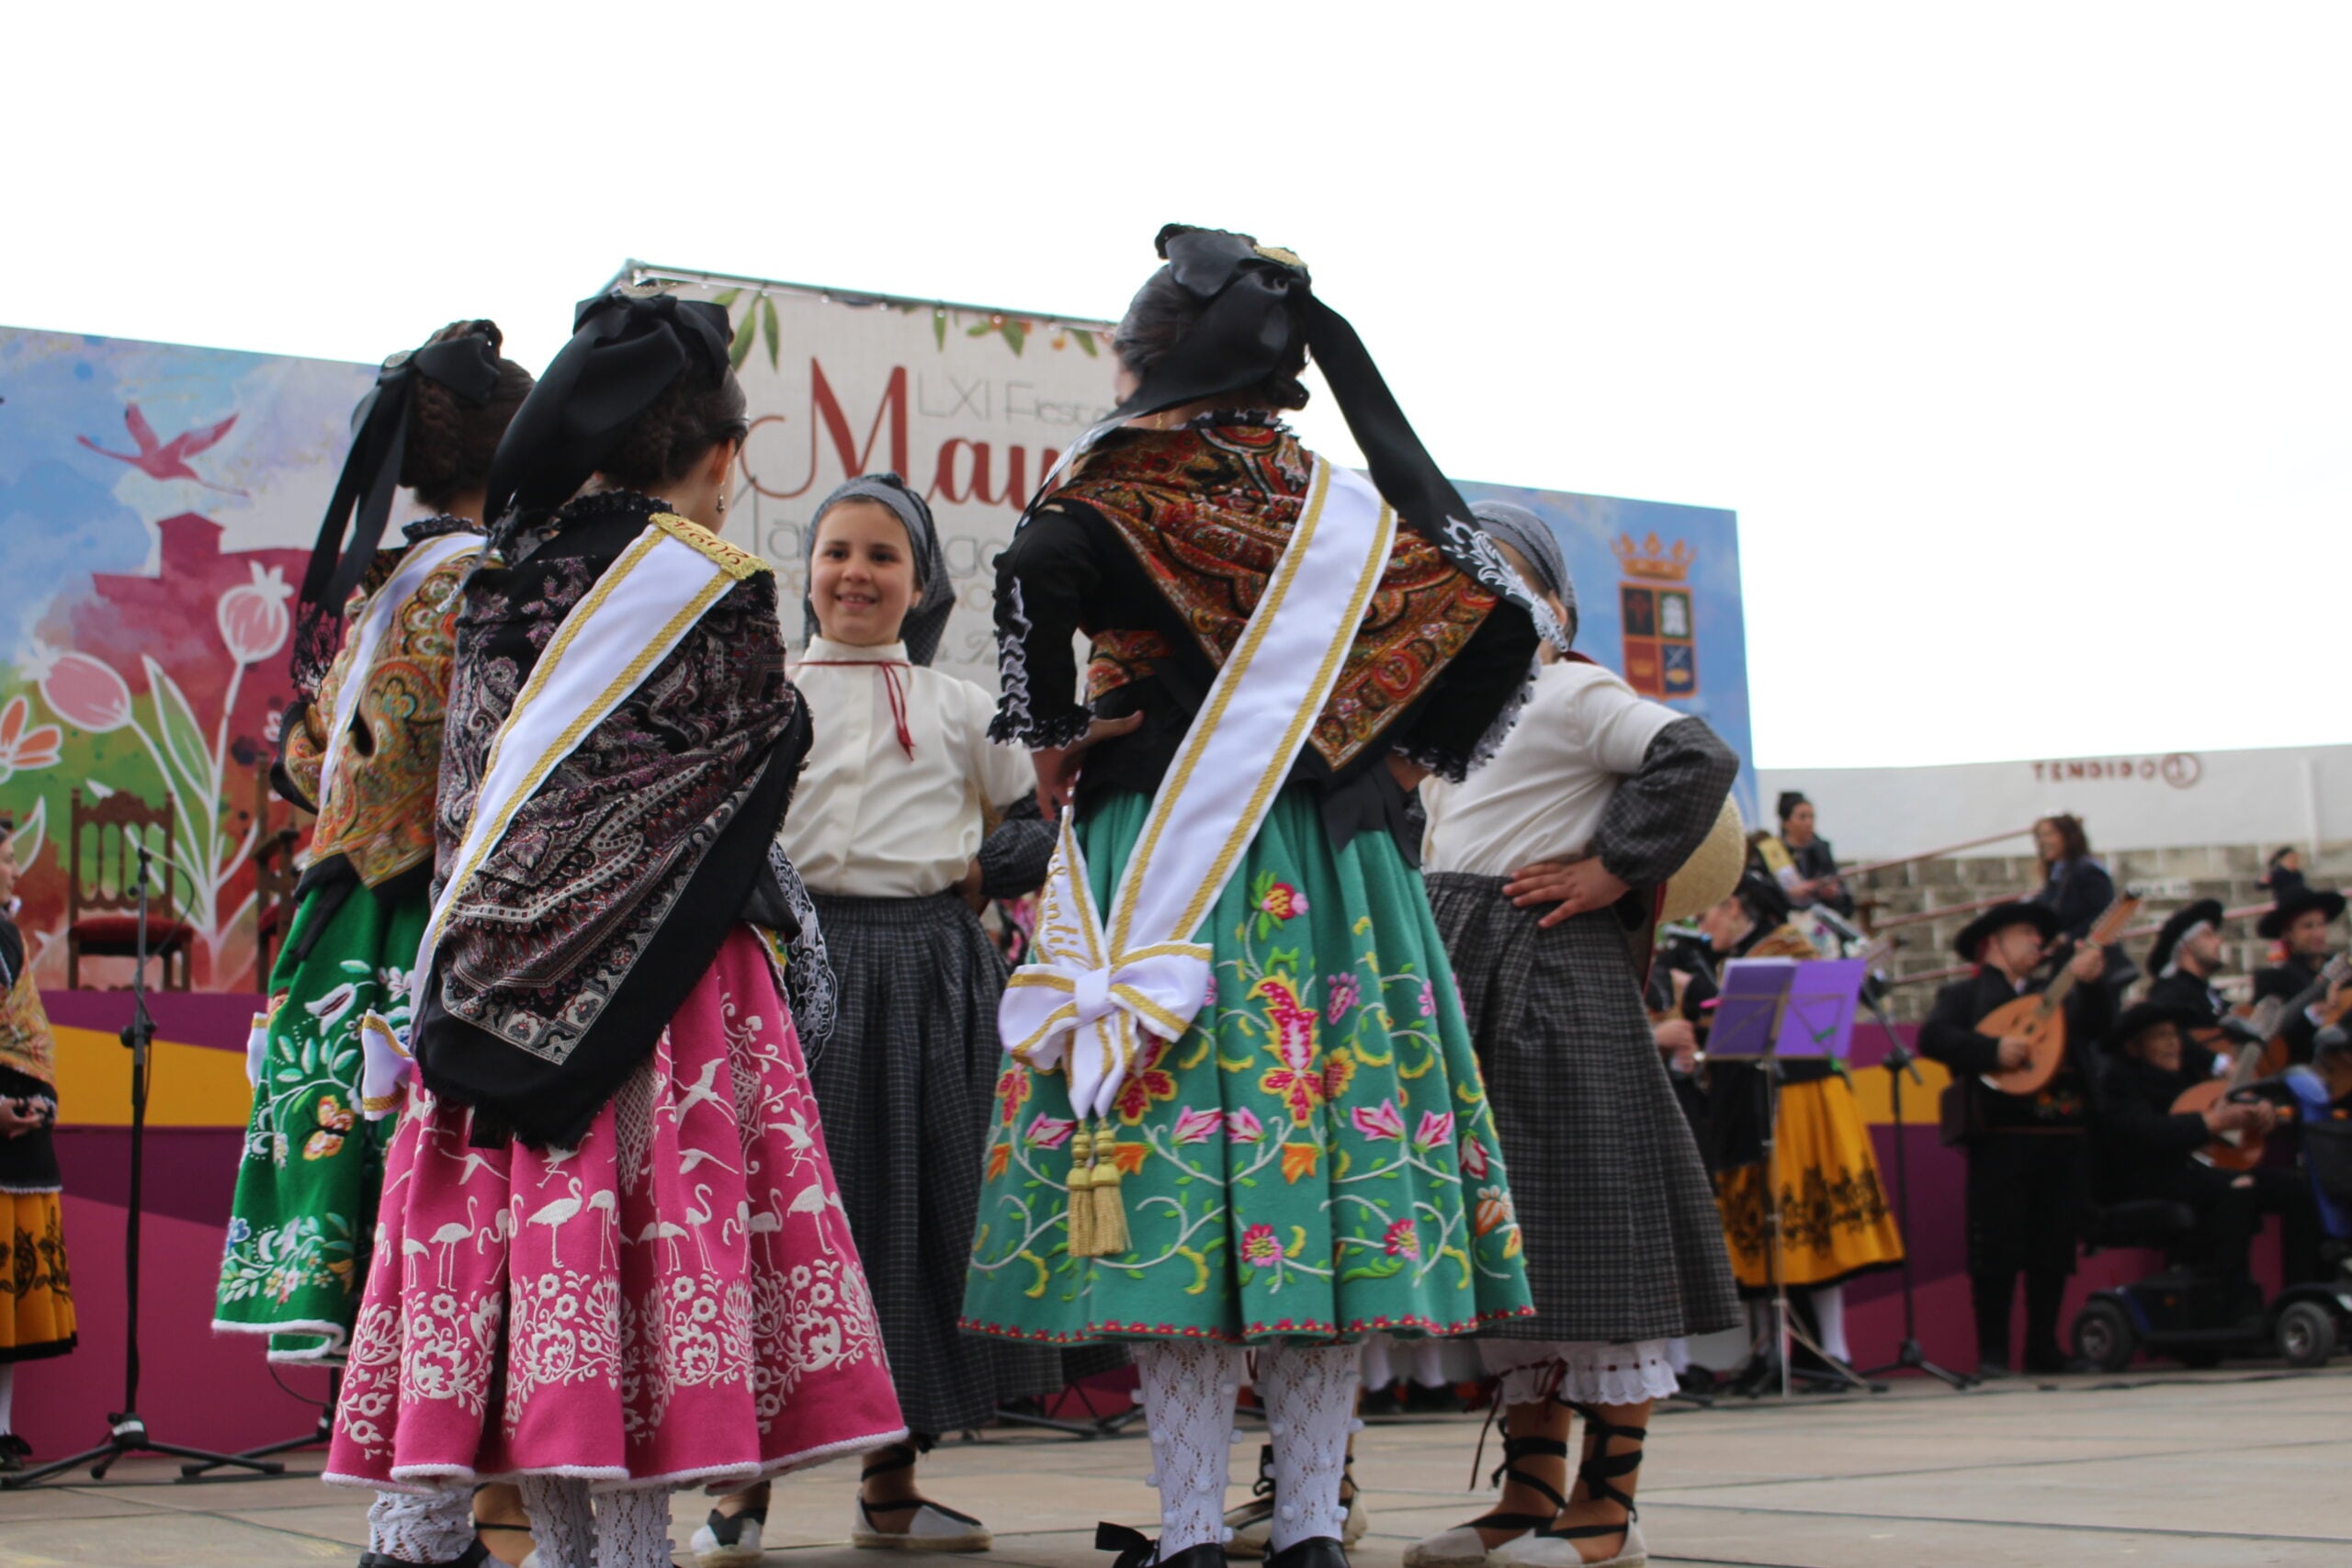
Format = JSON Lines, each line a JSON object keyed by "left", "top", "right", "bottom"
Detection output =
{"left": 1401, "top": 1419, "right": 1571, "bottom": 1568}
{"left": 1494, "top": 1404, "right": 1648, "bottom": 1568}
{"left": 1097, "top": 1521, "right": 1227, "bottom": 1568}
{"left": 356, "top": 1544, "right": 489, "bottom": 1568}
{"left": 854, "top": 1440, "right": 992, "bottom": 1551}
{"left": 689, "top": 1483, "right": 771, "bottom": 1568}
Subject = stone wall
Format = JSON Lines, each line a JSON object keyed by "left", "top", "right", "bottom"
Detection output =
{"left": 1849, "top": 840, "right": 2352, "bottom": 1021}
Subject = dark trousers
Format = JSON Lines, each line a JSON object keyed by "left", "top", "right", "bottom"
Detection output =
{"left": 2152, "top": 1163, "right": 2311, "bottom": 1282}
{"left": 1966, "top": 1134, "right": 2087, "bottom": 1367}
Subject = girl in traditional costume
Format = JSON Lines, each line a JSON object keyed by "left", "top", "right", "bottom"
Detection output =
{"left": 964, "top": 226, "right": 1542, "bottom": 1568}
{"left": 1407, "top": 503, "right": 1741, "bottom": 1568}
{"left": 0, "top": 825, "right": 74, "bottom": 1473}
{"left": 214, "top": 321, "right": 533, "bottom": 1566}
{"left": 690, "top": 475, "right": 1067, "bottom": 1563}
{"left": 324, "top": 291, "right": 904, "bottom": 1568}
{"left": 1685, "top": 872, "right": 1903, "bottom": 1389}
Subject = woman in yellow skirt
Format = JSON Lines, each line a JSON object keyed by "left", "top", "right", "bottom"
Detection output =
{"left": 0, "top": 822, "right": 74, "bottom": 1471}
{"left": 1683, "top": 870, "right": 1902, "bottom": 1382}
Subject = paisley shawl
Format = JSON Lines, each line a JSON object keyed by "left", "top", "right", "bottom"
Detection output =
{"left": 1055, "top": 423, "right": 1498, "bottom": 773}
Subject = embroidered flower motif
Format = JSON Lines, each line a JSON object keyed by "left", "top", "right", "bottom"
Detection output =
{"left": 302, "top": 1129, "right": 345, "bottom": 1161}
{"left": 1253, "top": 973, "right": 1329, "bottom": 1121}
{"left": 1107, "top": 1140, "right": 1148, "bottom": 1175}
{"left": 1474, "top": 1185, "right": 1516, "bottom": 1237}
{"left": 1383, "top": 1218, "right": 1420, "bottom": 1258}
{"left": 1459, "top": 1134, "right": 1491, "bottom": 1179}
{"left": 1239, "top": 1224, "right": 1285, "bottom": 1265}
{"left": 225, "top": 1216, "right": 252, "bottom": 1246}
{"left": 1226, "top": 1108, "right": 1264, "bottom": 1144}
{"left": 1417, "top": 978, "right": 1437, "bottom": 1019}
{"left": 986, "top": 1143, "right": 1011, "bottom": 1182}
{"left": 1203, "top": 974, "right": 1218, "bottom": 1011}
{"left": 1023, "top": 1113, "right": 1075, "bottom": 1150}
{"left": 314, "top": 1094, "right": 356, "bottom": 1133}
{"left": 1413, "top": 1110, "right": 1454, "bottom": 1149}
{"left": 1171, "top": 1106, "right": 1224, "bottom": 1145}
{"left": 1325, "top": 972, "right": 1361, "bottom": 1025}
{"left": 1280, "top": 1143, "right": 1321, "bottom": 1183}
{"left": 0, "top": 696, "right": 62, "bottom": 785}
{"left": 1250, "top": 871, "right": 1308, "bottom": 937}
{"left": 997, "top": 1064, "right": 1033, "bottom": 1126}
{"left": 1321, "top": 1047, "right": 1356, "bottom": 1103}
{"left": 1351, "top": 1100, "right": 1407, "bottom": 1142}
{"left": 1114, "top": 1038, "right": 1179, "bottom": 1125}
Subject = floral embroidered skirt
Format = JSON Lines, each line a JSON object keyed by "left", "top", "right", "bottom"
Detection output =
{"left": 0, "top": 1184, "right": 75, "bottom": 1362}
{"left": 324, "top": 927, "right": 907, "bottom": 1491}
{"left": 216, "top": 882, "right": 417, "bottom": 1360}
{"left": 961, "top": 787, "right": 1532, "bottom": 1346}
{"left": 1714, "top": 1075, "right": 1905, "bottom": 1294}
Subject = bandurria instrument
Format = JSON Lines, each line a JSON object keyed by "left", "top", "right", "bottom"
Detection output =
{"left": 1980, "top": 893, "right": 2143, "bottom": 1097}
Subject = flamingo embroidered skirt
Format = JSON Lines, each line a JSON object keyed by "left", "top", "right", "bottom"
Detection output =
{"left": 325, "top": 927, "right": 907, "bottom": 1491}
{"left": 960, "top": 788, "right": 1534, "bottom": 1345}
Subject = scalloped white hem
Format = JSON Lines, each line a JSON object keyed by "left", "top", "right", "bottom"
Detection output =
{"left": 1480, "top": 1338, "right": 1680, "bottom": 1407}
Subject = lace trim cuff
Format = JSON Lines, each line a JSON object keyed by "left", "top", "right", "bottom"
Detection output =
{"left": 989, "top": 707, "right": 1092, "bottom": 751}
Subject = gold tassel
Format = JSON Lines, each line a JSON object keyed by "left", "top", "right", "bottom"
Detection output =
{"left": 1090, "top": 1119, "right": 1131, "bottom": 1256}
{"left": 1064, "top": 1126, "right": 1098, "bottom": 1258}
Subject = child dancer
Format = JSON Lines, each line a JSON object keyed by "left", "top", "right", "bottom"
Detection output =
{"left": 1409, "top": 502, "right": 1742, "bottom": 1568}
{"left": 0, "top": 824, "right": 74, "bottom": 1474}
{"left": 693, "top": 475, "right": 1064, "bottom": 1563}
{"left": 217, "top": 321, "right": 531, "bottom": 1565}
{"left": 323, "top": 290, "right": 903, "bottom": 1568}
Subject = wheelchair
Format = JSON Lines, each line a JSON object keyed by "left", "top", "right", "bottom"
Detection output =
{"left": 2071, "top": 1069, "right": 2352, "bottom": 1373}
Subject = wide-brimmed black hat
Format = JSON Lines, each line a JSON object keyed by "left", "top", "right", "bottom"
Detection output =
{"left": 2257, "top": 886, "right": 2346, "bottom": 940}
{"left": 1953, "top": 900, "right": 2062, "bottom": 961}
{"left": 2148, "top": 898, "right": 2226, "bottom": 976}
{"left": 2108, "top": 1000, "right": 2206, "bottom": 1054}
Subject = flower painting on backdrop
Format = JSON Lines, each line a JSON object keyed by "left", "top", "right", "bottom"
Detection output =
{"left": 0, "top": 324, "right": 373, "bottom": 990}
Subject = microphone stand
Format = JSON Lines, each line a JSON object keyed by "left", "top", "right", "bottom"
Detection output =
{"left": 4, "top": 840, "right": 279, "bottom": 1488}
{"left": 1855, "top": 978, "right": 1973, "bottom": 1391}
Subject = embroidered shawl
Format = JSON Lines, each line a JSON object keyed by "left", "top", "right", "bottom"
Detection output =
{"left": 1055, "top": 423, "right": 1499, "bottom": 773}
{"left": 0, "top": 916, "right": 54, "bottom": 1090}
{"left": 417, "top": 491, "right": 803, "bottom": 1145}
{"left": 279, "top": 517, "right": 478, "bottom": 890}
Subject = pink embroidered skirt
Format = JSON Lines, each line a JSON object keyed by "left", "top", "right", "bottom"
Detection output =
{"left": 326, "top": 928, "right": 907, "bottom": 1490}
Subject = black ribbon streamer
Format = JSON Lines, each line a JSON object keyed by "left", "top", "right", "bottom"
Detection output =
{"left": 290, "top": 331, "right": 502, "bottom": 699}
{"left": 482, "top": 290, "right": 733, "bottom": 528}
{"left": 1030, "top": 225, "right": 1566, "bottom": 650}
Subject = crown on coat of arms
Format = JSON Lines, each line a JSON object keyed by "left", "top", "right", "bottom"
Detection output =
{"left": 1612, "top": 533, "right": 1693, "bottom": 582}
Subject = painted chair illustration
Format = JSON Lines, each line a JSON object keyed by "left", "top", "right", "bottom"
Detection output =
{"left": 65, "top": 787, "right": 193, "bottom": 990}
{"left": 250, "top": 763, "right": 302, "bottom": 980}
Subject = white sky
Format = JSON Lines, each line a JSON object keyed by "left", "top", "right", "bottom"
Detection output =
{"left": 7, "top": 3, "right": 2346, "bottom": 769}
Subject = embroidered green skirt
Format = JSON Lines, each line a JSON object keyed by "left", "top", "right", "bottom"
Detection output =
{"left": 962, "top": 787, "right": 1532, "bottom": 1345}
{"left": 214, "top": 883, "right": 416, "bottom": 1361}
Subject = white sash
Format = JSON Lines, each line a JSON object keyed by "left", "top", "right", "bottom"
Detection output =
{"left": 1001, "top": 458, "right": 1396, "bottom": 1121}
{"left": 406, "top": 516, "right": 763, "bottom": 1021}
{"left": 316, "top": 530, "right": 481, "bottom": 807}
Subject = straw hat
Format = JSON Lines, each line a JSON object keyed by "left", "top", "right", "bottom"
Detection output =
{"left": 1659, "top": 795, "right": 1747, "bottom": 925}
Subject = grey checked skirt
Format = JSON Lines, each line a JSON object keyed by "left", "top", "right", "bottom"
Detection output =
{"left": 808, "top": 891, "right": 1110, "bottom": 1434}
{"left": 1426, "top": 874, "right": 1740, "bottom": 1343}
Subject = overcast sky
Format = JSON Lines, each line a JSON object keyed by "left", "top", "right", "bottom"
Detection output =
{"left": 7, "top": 4, "right": 2345, "bottom": 770}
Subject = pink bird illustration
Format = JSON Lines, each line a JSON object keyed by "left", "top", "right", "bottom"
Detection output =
{"left": 76, "top": 403, "right": 246, "bottom": 495}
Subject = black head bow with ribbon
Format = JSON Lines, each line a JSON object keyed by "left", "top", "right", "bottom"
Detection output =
{"left": 482, "top": 289, "right": 735, "bottom": 530}
{"left": 289, "top": 328, "right": 503, "bottom": 701}
{"left": 1032, "top": 224, "right": 1567, "bottom": 653}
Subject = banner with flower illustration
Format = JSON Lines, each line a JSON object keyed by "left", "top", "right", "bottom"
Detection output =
{"left": 0, "top": 324, "right": 373, "bottom": 991}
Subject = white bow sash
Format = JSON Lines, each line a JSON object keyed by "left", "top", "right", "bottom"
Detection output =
{"left": 1000, "top": 458, "right": 1396, "bottom": 1122}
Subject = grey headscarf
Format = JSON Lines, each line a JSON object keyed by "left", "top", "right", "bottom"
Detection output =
{"left": 804, "top": 473, "right": 954, "bottom": 666}
{"left": 1469, "top": 500, "right": 1577, "bottom": 646}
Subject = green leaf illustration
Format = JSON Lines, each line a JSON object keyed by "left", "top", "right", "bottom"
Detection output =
{"left": 1069, "top": 331, "right": 1098, "bottom": 357}
{"left": 933, "top": 311, "right": 949, "bottom": 351}
{"left": 762, "top": 295, "right": 782, "bottom": 369}
{"left": 729, "top": 308, "right": 757, "bottom": 371}
{"left": 1001, "top": 320, "right": 1027, "bottom": 355}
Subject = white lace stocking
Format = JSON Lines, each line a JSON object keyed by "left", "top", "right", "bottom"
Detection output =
{"left": 1810, "top": 1284, "right": 1850, "bottom": 1363}
{"left": 520, "top": 1474, "right": 596, "bottom": 1568}
{"left": 1135, "top": 1340, "right": 1240, "bottom": 1556}
{"left": 1256, "top": 1344, "right": 1361, "bottom": 1553}
{"left": 596, "top": 1485, "right": 676, "bottom": 1568}
{"left": 366, "top": 1486, "right": 477, "bottom": 1564}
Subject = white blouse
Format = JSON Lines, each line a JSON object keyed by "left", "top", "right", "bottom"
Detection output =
{"left": 1420, "top": 659, "right": 1680, "bottom": 879}
{"left": 782, "top": 637, "right": 1035, "bottom": 898}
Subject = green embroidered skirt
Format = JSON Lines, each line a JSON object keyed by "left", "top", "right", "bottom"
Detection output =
{"left": 214, "top": 882, "right": 417, "bottom": 1360}
{"left": 962, "top": 786, "right": 1532, "bottom": 1345}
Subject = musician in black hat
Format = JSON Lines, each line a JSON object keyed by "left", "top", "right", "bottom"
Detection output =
{"left": 2143, "top": 898, "right": 2233, "bottom": 1081}
{"left": 2252, "top": 887, "right": 2347, "bottom": 1066}
{"left": 1918, "top": 901, "right": 2112, "bottom": 1376}
{"left": 2096, "top": 1002, "right": 2303, "bottom": 1293}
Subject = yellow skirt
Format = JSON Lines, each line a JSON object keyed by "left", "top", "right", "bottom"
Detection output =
{"left": 1716, "top": 1077, "right": 1905, "bottom": 1292}
{"left": 0, "top": 1190, "right": 76, "bottom": 1361}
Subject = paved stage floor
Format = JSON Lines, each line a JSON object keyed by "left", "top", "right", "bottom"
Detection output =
{"left": 1, "top": 1366, "right": 2345, "bottom": 1566}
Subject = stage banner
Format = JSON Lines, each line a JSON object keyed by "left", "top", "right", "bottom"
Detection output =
{"left": 622, "top": 264, "right": 1121, "bottom": 692}
{"left": 1454, "top": 480, "right": 1754, "bottom": 823}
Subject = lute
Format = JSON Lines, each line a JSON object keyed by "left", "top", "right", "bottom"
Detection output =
{"left": 1978, "top": 893, "right": 2143, "bottom": 1097}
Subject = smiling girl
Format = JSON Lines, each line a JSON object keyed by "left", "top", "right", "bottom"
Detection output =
{"left": 745, "top": 473, "right": 1079, "bottom": 1559}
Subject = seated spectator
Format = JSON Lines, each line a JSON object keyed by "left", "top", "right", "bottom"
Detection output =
{"left": 1757, "top": 791, "right": 1855, "bottom": 917}
{"left": 2033, "top": 813, "right": 2114, "bottom": 941}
